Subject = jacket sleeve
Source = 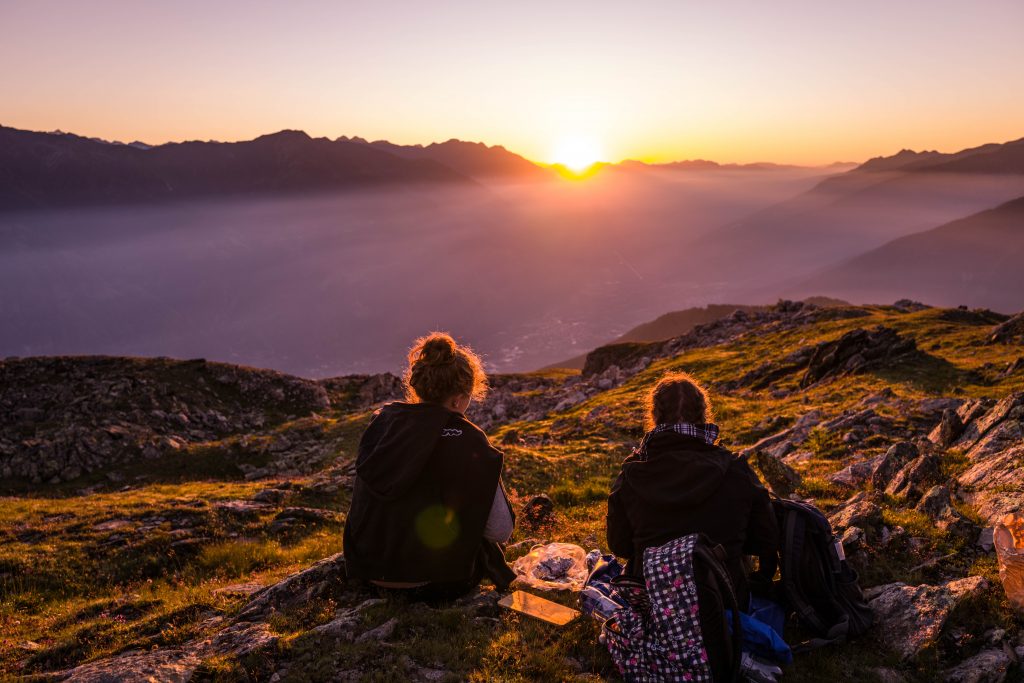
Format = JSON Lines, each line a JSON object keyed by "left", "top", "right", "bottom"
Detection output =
{"left": 739, "top": 459, "right": 779, "bottom": 559}
{"left": 606, "top": 471, "right": 635, "bottom": 560}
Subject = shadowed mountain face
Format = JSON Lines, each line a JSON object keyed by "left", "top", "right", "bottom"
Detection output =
{"left": 358, "top": 138, "right": 550, "bottom": 180}
{"left": 0, "top": 127, "right": 473, "bottom": 211}
{"left": 674, "top": 138, "right": 1024, "bottom": 295}
{"left": 792, "top": 196, "right": 1024, "bottom": 311}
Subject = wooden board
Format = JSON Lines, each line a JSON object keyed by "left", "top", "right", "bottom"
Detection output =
{"left": 498, "top": 590, "right": 581, "bottom": 626}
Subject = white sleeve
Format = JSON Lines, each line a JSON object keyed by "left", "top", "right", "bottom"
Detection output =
{"left": 482, "top": 483, "right": 514, "bottom": 543}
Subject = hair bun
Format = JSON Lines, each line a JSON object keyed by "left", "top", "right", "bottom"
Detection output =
{"left": 419, "top": 334, "right": 457, "bottom": 365}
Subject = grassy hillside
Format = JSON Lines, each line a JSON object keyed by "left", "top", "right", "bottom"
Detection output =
{"left": 2, "top": 302, "right": 1023, "bottom": 681}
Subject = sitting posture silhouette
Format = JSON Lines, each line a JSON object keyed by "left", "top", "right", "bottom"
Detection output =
{"left": 606, "top": 371, "right": 778, "bottom": 610}
{"left": 344, "top": 332, "right": 515, "bottom": 602}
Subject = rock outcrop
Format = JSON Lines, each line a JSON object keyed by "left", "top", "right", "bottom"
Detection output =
{"left": 866, "top": 576, "right": 989, "bottom": 660}
{"left": 800, "top": 326, "right": 924, "bottom": 388}
{"left": 989, "top": 312, "right": 1024, "bottom": 345}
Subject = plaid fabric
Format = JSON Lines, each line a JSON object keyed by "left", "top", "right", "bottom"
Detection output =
{"left": 633, "top": 423, "right": 720, "bottom": 458}
{"left": 602, "top": 534, "right": 713, "bottom": 682}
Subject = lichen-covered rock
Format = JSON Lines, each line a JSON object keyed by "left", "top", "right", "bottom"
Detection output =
{"left": 830, "top": 456, "right": 883, "bottom": 490}
{"left": 800, "top": 326, "right": 925, "bottom": 388}
{"left": 870, "top": 442, "right": 919, "bottom": 490}
{"left": 929, "top": 408, "right": 965, "bottom": 448}
{"left": 942, "top": 647, "right": 1013, "bottom": 683}
{"left": 989, "top": 312, "right": 1024, "bottom": 345}
{"left": 0, "top": 356, "right": 332, "bottom": 485}
{"left": 234, "top": 553, "right": 348, "bottom": 623}
{"left": 958, "top": 445, "right": 1024, "bottom": 525}
{"left": 915, "top": 485, "right": 977, "bottom": 537}
{"left": 830, "top": 493, "right": 883, "bottom": 531}
{"left": 886, "top": 455, "right": 941, "bottom": 502}
{"left": 866, "top": 576, "right": 989, "bottom": 660}
{"left": 955, "top": 393, "right": 1024, "bottom": 451}
{"left": 59, "top": 647, "right": 202, "bottom": 683}
{"left": 749, "top": 451, "right": 802, "bottom": 496}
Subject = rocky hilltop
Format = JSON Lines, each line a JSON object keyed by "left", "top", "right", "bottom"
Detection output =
{"left": 2, "top": 300, "right": 1024, "bottom": 682}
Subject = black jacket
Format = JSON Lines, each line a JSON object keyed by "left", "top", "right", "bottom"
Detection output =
{"left": 344, "top": 402, "right": 515, "bottom": 588}
{"left": 606, "top": 431, "right": 778, "bottom": 607}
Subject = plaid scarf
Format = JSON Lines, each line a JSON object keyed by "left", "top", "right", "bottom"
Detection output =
{"left": 634, "top": 422, "right": 720, "bottom": 458}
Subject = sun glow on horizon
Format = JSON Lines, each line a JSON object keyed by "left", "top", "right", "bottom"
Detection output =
{"left": 550, "top": 134, "right": 604, "bottom": 172}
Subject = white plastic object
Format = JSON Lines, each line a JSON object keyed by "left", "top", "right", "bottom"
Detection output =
{"left": 511, "top": 542, "right": 589, "bottom": 591}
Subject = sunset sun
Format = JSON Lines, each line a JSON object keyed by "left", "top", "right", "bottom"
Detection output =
{"left": 551, "top": 134, "right": 604, "bottom": 172}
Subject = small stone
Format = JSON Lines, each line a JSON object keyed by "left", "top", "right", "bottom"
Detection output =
{"left": 841, "top": 526, "right": 865, "bottom": 552}
{"left": 522, "top": 495, "right": 555, "bottom": 526}
{"left": 978, "top": 527, "right": 995, "bottom": 552}
{"left": 355, "top": 617, "right": 398, "bottom": 643}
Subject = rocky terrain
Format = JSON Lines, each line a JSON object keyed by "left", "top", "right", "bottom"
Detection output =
{"left": 2, "top": 300, "right": 1024, "bottom": 681}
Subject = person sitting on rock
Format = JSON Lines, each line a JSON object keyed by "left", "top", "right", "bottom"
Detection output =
{"left": 344, "top": 332, "right": 515, "bottom": 602}
{"left": 606, "top": 371, "right": 778, "bottom": 610}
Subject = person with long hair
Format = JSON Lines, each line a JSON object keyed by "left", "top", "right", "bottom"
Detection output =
{"left": 344, "top": 332, "right": 515, "bottom": 601}
{"left": 606, "top": 371, "right": 778, "bottom": 610}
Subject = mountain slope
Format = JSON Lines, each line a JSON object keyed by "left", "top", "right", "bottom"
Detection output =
{"left": 677, "top": 137, "right": 1024, "bottom": 294}
{"left": 3, "top": 303, "right": 1023, "bottom": 680}
{"left": 793, "top": 196, "right": 1024, "bottom": 311}
{"left": 0, "top": 126, "right": 472, "bottom": 211}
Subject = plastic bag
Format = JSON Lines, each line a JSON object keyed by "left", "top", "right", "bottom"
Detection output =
{"left": 995, "top": 514, "right": 1024, "bottom": 610}
{"left": 512, "top": 542, "right": 589, "bottom": 591}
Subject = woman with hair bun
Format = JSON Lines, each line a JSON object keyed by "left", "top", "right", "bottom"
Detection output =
{"left": 344, "top": 332, "right": 515, "bottom": 601}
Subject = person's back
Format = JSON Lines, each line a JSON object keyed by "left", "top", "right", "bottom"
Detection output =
{"left": 344, "top": 333, "right": 515, "bottom": 601}
{"left": 606, "top": 372, "right": 777, "bottom": 608}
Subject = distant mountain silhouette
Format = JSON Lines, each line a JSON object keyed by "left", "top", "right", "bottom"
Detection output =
{"left": 793, "top": 196, "right": 1024, "bottom": 312}
{"left": 352, "top": 138, "right": 550, "bottom": 180}
{"left": 854, "top": 138, "right": 1024, "bottom": 175}
{"left": 0, "top": 126, "right": 473, "bottom": 211}
{"left": 618, "top": 159, "right": 820, "bottom": 172}
{"left": 672, "top": 136, "right": 1024, "bottom": 292}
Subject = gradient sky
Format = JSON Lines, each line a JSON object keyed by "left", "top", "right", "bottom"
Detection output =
{"left": 2, "top": 0, "right": 1023, "bottom": 165}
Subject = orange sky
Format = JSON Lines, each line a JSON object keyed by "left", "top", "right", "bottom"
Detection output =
{"left": 2, "top": 1, "right": 1023, "bottom": 166}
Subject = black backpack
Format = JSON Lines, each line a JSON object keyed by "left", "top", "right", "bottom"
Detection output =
{"left": 759, "top": 497, "right": 874, "bottom": 651}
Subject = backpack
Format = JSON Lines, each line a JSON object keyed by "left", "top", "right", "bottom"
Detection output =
{"left": 601, "top": 534, "right": 743, "bottom": 682}
{"left": 760, "top": 497, "right": 874, "bottom": 651}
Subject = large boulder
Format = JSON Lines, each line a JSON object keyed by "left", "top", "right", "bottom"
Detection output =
{"left": 870, "top": 442, "right": 919, "bottom": 491}
{"left": 886, "top": 455, "right": 941, "bottom": 502}
{"left": 829, "top": 456, "right": 883, "bottom": 490}
{"left": 800, "top": 326, "right": 924, "bottom": 388}
{"left": 830, "top": 493, "right": 883, "bottom": 531}
{"left": 234, "top": 553, "right": 349, "bottom": 623}
{"left": 954, "top": 393, "right": 1024, "bottom": 453}
{"left": 749, "top": 451, "right": 802, "bottom": 497}
{"left": 929, "top": 408, "right": 965, "bottom": 448}
{"left": 866, "top": 576, "right": 989, "bottom": 660}
{"left": 915, "top": 485, "right": 977, "bottom": 538}
{"left": 942, "top": 648, "right": 1013, "bottom": 683}
{"left": 989, "top": 312, "right": 1024, "bottom": 345}
{"left": 958, "top": 445, "right": 1024, "bottom": 525}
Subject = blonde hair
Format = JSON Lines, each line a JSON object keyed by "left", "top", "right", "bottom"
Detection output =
{"left": 405, "top": 332, "right": 488, "bottom": 404}
{"left": 645, "top": 371, "right": 713, "bottom": 430}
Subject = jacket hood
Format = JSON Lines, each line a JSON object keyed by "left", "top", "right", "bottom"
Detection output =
{"left": 621, "top": 431, "right": 735, "bottom": 509}
{"left": 355, "top": 401, "right": 455, "bottom": 501}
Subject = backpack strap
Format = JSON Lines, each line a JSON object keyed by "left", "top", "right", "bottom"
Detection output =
{"left": 791, "top": 617, "right": 850, "bottom": 653}
{"left": 694, "top": 540, "right": 743, "bottom": 683}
